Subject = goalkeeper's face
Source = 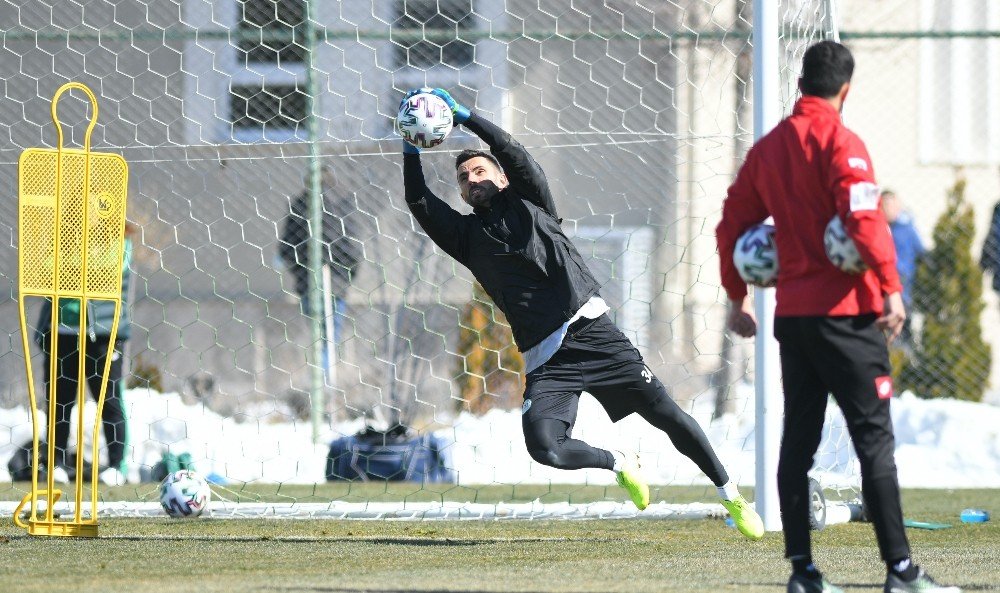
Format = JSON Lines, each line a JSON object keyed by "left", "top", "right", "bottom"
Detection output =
{"left": 457, "top": 157, "right": 509, "bottom": 209}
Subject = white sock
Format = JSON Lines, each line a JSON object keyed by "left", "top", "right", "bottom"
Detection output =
{"left": 610, "top": 449, "right": 627, "bottom": 472}
{"left": 717, "top": 481, "right": 740, "bottom": 501}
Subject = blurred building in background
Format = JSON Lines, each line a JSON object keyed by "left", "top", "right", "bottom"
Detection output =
{"left": 0, "top": 0, "right": 996, "bottom": 426}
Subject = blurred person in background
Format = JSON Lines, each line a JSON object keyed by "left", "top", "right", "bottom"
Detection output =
{"left": 36, "top": 222, "right": 138, "bottom": 487}
{"left": 979, "top": 175, "right": 1000, "bottom": 302}
{"left": 280, "top": 165, "right": 363, "bottom": 339}
{"left": 881, "top": 189, "right": 925, "bottom": 349}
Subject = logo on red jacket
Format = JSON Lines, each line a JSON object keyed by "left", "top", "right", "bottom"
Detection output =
{"left": 874, "top": 375, "right": 893, "bottom": 400}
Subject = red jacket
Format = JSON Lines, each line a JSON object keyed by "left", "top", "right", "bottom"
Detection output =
{"left": 716, "top": 96, "right": 901, "bottom": 317}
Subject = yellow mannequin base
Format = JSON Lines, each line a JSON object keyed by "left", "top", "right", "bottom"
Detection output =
{"left": 13, "top": 490, "right": 99, "bottom": 538}
{"left": 27, "top": 522, "right": 98, "bottom": 538}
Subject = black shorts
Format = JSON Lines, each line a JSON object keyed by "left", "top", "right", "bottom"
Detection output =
{"left": 522, "top": 314, "right": 667, "bottom": 424}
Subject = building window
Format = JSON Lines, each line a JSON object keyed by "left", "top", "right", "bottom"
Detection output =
{"left": 392, "top": 0, "right": 475, "bottom": 70}
{"left": 919, "top": 1, "right": 1000, "bottom": 164}
{"left": 237, "top": 0, "right": 306, "bottom": 65}
{"left": 226, "top": 0, "right": 308, "bottom": 142}
{"left": 230, "top": 84, "right": 307, "bottom": 131}
{"left": 181, "top": 0, "right": 505, "bottom": 143}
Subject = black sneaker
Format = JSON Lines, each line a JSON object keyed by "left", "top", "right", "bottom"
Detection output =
{"left": 884, "top": 568, "right": 961, "bottom": 593}
{"left": 788, "top": 572, "right": 844, "bottom": 593}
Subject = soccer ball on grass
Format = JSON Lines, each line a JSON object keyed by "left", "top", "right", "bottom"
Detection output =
{"left": 159, "top": 469, "right": 212, "bottom": 518}
{"left": 397, "top": 90, "right": 453, "bottom": 149}
{"left": 733, "top": 223, "right": 778, "bottom": 287}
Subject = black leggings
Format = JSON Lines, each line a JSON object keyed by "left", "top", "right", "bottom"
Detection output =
{"left": 522, "top": 401, "right": 729, "bottom": 485}
{"left": 635, "top": 396, "right": 729, "bottom": 486}
{"left": 43, "top": 334, "right": 128, "bottom": 471}
{"left": 523, "top": 418, "right": 612, "bottom": 470}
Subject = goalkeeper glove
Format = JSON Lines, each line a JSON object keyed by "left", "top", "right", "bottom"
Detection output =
{"left": 430, "top": 88, "right": 471, "bottom": 124}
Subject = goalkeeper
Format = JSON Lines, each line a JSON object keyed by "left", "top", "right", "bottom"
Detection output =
{"left": 400, "top": 88, "right": 763, "bottom": 540}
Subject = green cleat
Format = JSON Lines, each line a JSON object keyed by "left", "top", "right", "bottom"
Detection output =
{"left": 788, "top": 573, "right": 844, "bottom": 593}
{"left": 884, "top": 568, "right": 961, "bottom": 593}
{"left": 721, "top": 495, "right": 765, "bottom": 541}
{"left": 615, "top": 453, "right": 649, "bottom": 511}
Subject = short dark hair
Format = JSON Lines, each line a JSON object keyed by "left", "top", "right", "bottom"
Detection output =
{"left": 800, "top": 40, "right": 854, "bottom": 98}
{"left": 455, "top": 149, "right": 502, "bottom": 172}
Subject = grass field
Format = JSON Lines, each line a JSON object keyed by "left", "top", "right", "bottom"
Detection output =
{"left": 1, "top": 485, "right": 995, "bottom": 593}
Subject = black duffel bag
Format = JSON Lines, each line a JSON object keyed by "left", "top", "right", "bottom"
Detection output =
{"left": 325, "top": 425, "right": 454, "bottom": 483}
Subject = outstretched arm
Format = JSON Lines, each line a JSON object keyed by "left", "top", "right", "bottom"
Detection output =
{"left": 431, "top": 89, "right": 559, "bottom": 219}
{"left": 464, "top": 115, "right": 559, "bottom": 218}
{"left": 402, "top": 144, "right": 467, "bottom": 262}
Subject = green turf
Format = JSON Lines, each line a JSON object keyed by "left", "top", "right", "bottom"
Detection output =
{"left": 0, "top": 487, "right": 995, "bottom": 593}
{"left": 0, "top": 480, "right": 726, "bottom": 504}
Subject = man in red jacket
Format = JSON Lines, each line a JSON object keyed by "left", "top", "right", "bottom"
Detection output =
{"left": 716, "top": 41, "right": 960, "bottom": 593}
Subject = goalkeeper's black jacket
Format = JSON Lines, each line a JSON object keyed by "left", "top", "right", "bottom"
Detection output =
{"left": 403, "top": 113, "right": 601, "bottom": 351}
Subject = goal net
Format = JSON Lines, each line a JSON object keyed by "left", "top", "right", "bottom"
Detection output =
{"left": 0, "top": 0, "right": 854, "bottom": 520}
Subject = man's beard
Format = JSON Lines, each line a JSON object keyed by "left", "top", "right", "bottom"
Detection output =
{"left": 467, "top": 180, "right": 501, "bottom": 208}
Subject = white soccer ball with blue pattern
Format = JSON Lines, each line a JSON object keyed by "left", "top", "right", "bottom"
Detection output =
{"left": 824, "top": 215, "right": 868, "bottom": 274}
{"left": 159, "top": 469, "right": 211, "bottom": 518}
{"left": 397, "top": 90, "right": 454, "bottom": 149}
{"left": 733, "top": 223, "right": 778, "bottom": 287}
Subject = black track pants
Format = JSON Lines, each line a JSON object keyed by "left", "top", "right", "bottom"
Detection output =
{"left": 774, "top": 315, "right": 910, "bottom": 562}
{"left": 43, "top": 334, "right": 128, "bottom": 471}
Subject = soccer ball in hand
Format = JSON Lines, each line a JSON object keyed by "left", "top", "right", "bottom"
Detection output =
{"left": 159, "top": 469, "right": 212, "bottom": 518}
{"left": 824, "top": 216, "right": 867, "bottom": 274}
{"left": 397, "top": 91, "right": 454, "bottom": 149}
{"left": 733, "top": 223, "right": 779, "bottom": 287}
